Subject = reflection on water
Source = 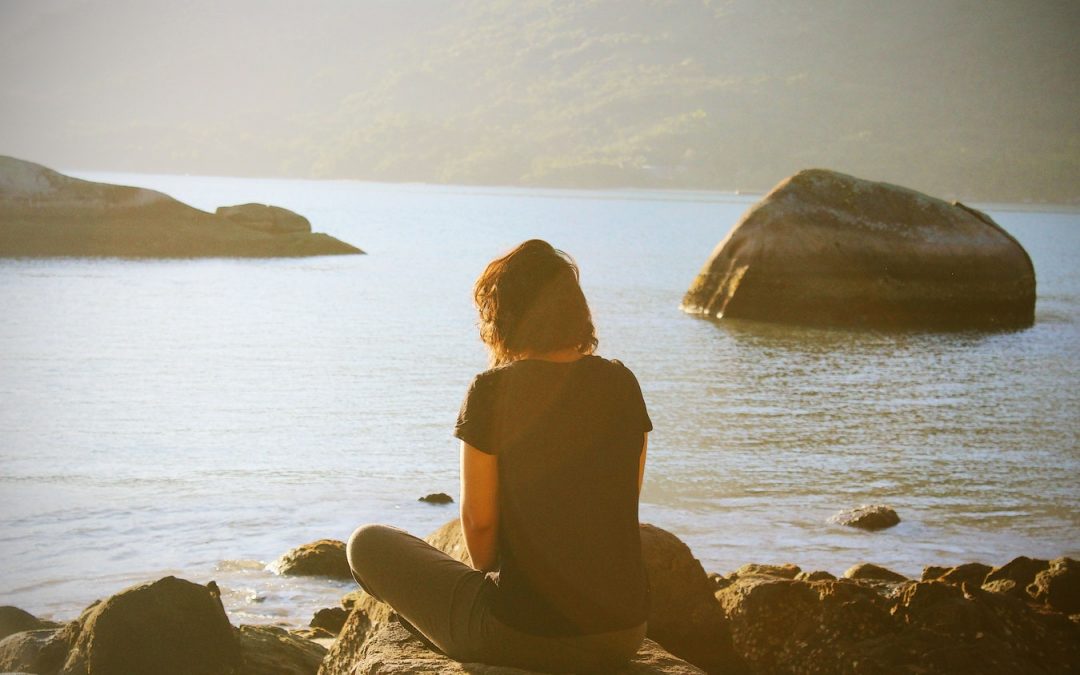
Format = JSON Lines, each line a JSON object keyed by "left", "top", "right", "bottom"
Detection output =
{"left": 1, "top": 175, "right": 1078, "bottom": 625}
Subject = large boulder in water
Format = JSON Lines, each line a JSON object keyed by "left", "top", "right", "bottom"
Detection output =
{"left": 0, "top": 155, "right": 362, "bottom": 257}
{"left": 682, "top": 169, "right": 1035, "bottom": 330}
{"left": 272, "top": 539, "right": 353, "bottom": 580}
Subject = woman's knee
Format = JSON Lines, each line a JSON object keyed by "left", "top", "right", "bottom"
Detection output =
{"left": 347, "top": 523, "right": 395, "bottom": 573}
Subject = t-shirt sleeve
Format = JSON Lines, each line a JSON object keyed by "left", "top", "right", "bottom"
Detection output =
{"left": 619, "top": 362, "right": 653, "bottom": 434}
{"left": 454, "top": 373, "right": 498, "bottom": 455}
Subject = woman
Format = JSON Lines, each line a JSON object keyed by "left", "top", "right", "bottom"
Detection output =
{"left": 347, "top": 239, "right": 651, "bottom": 671}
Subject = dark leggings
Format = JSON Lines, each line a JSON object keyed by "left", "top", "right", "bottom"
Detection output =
{"left": 346, "top": 524, "right": 646, "bottom": 672}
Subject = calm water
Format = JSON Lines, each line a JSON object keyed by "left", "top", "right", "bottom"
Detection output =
{"left": 1, "top": 173, "right": 1078, "bottom": 627}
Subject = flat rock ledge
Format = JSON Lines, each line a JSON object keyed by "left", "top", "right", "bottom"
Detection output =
{"left": 681, "top": 168, "right": 1035, "bottom": 330}
{"left": 0, "top": 155, "right": 363, "bottom": 258}
{"left": 320, "top": 620, "right": 703, "bottom": 675}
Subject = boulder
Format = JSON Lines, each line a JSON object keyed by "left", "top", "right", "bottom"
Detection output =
{"left": 237, "top": 624, "right": 326, "bottom": 675}
{"left": 843, "top": 563, "right": 909, "bottom": 583}
{"left": 982, "top": 556, "right": 1050, "bottom": 600}
{"left": 57, "top": 576, "right": 241, "bottom": 675}
{"left": 681, "top": 169, "right": 1035, "bottom": 330}
{"left": 418, "top": 492, "right": 454, "bottom": 504}
{"left": 272, "top": 539, "right": 352, "bottom": 580}
{"left": 1028, "top": 557, "right": 1080, "bottom": 615}
{"left": 310, "top": 607, "right": 349, "bottom": 635}
{"left": 318, "top": 619, "right": 705, "bottom": 675}
{"left": 0, "top": 156, "right": 363, "bottom": 258}
{"left": 216, "top": 203, "right": 311, "bottom": 235}
{"left": 795, "top": 570, "right": 837, "bottom": 582}
{"left": 829, "top": 505, "right": 901, "bottom": 531}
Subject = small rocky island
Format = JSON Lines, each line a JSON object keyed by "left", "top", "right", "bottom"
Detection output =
{"left": 682, "top": 169, "right": 1036, "bottom": 330}
{"left": 0, "top": 156, "right": 362, "bottom": 258}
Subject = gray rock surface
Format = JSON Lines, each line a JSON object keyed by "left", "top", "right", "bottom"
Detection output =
{"left": 682, "top": 169, "right": 1035, "bottom": 329}
{"left": 0, "top": 156, "right": 362, "bottom": 258}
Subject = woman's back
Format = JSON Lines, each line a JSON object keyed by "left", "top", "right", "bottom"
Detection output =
{"left": 455, "top": 355, "right": 651, "bottom": 636}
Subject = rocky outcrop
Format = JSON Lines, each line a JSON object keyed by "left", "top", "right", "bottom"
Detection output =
{"left": 310, "top": 607, "right": 349, "bottom": 635}
{"left": 982, "top": 555, "right": 1050, "bottom": 599}
{"left": 715, "top": 572, "right": 1080, "bottom": 674}
{"left": 319, "top": 619, "right": 705, "bottom": 675}
{"left": 830, "top": 504, "right": 900, "bottom": 530}
{"left": 682, "top": 169, "right": 1036, "bottom": 330}
{"left": 843, "top": 562, "right": 909, "bottom": 583}
{"left": 1028, "top": 557, "right": 1080, "bottom": 615}
{"left": 272, "top": 539, "right": 353, "bottom": 580}
{"left": 0, "top": 156, "right": 363, "bottom": 258}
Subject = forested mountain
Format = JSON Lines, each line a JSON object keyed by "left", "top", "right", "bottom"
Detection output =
{"left": 1, "top": 0, "right": 1077, "bottom": 201}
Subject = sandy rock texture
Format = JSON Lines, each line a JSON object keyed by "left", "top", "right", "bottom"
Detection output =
{"left": 682, "top": 169, "right": 1035, "bottom": 330}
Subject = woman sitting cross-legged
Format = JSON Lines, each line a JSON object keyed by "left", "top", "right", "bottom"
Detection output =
{"left": 346, "top": 239, "right": 652, "bottom": 672}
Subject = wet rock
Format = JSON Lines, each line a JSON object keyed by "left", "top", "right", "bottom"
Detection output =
{"left": 982, "top": 555, "right": 1049, "bottom": 600}
{"left": 318, "top": 620, "right": 705, "bottom": 675}
{"left": 58, "top": 576, "right": 241, "bottom": 675}
{"left": 310, "top": 607, "right": 349, "bottom": 635}
{"left": 418, "top": 492, "right": 454, "bottom": 504}
{"left": 0, "top": 606, "right": 58, "bottom": 641}
{"left": 273, "top": 539, "right": 352, "bottom": 580}
{"left": 0, "top": 156, "right": 363, "bottom": 258}
{"left": 216, "top": 203, "right": 311, "bottom": 235}
{"left": 829, "top": 504, "right": 900, "bottom": 531}
{"left": 843, "top": 563, "right": 909, "bottom": 583}
{"left": 729, "top": 562, "right": 801, "bottom": 579}
{"left": 681, "top": 169, "right": 1035, "bottom": 330}
{"left": 1028, "top": 557, "right": 1080, "bottom": 615}
{"left": 238, "top": 624, "right": 326, "bottom": 675}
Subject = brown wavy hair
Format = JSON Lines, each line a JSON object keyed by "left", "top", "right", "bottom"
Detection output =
{"left": 474, "top": 239, "right": 598, "bottom": 366}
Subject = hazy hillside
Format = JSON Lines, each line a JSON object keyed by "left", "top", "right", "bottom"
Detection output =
{"left": 1, "top": 0, "right": 1077, "bottom": 201}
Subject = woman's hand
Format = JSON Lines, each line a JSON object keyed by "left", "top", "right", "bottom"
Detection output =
{"left": 460, "top": 441, "right": 500, "bottom": 572}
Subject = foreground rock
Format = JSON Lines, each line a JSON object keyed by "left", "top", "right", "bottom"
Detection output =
{"left": 272, "top": 539, "right": 353, "bottom": 580}
{"left": 319, "top": 618, "right": 704, "bottom": 675}
{"left": 713, "top": 562, "right": 1080, "bottom": 674}
{"left": 681, "top": 168, "right": 1035, "bottom": 330}
{"left": 0, "top": 156, "right": 363, "bottom": 258}
{"left": 830, "top": 504, "right": 900, "bottom": 530}
{"left": 0, "top": 606, "right": 58, "bottom": 642}
{"left": 0, "top": 578, "right": 329, "bottom": 675}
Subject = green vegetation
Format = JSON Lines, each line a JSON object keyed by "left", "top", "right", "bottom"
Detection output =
{"left": 1, "top": 0, "right": 1077, "bottom": 202}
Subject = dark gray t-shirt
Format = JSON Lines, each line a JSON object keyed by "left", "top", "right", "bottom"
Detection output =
{"left": 454, "top": 355, "right": 652, "bottom": 636}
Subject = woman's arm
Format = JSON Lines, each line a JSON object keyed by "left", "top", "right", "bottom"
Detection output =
{"left": 638, "top": 432, "right": 649, "bottom": 495}
{"left": 460, "top": 440, "right": 499, "bottom": 572}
